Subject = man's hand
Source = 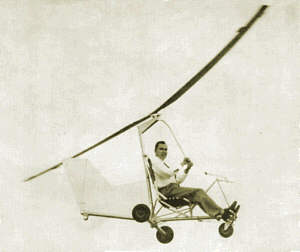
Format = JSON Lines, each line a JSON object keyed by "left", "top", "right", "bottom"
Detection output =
{"left": 182, "top": 157, "right": 193, "bottom": 174}
{"left": 182, "top": 157, "right": 193, "bottom": 166}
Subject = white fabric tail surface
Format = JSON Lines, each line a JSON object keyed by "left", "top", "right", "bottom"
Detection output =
{"left": 63, "top": 159, "right": 148, "bottom": 217}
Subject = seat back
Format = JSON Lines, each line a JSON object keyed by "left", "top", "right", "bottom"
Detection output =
{"left": 146, "top": 158, "right": 156, "bottom": 185}
{"left": 144, "top": 156, "right": 162, "bottom": 198}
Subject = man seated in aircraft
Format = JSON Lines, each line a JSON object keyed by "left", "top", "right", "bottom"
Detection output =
{"left": 151, "top": 141, "right": 239, "bottom": 221}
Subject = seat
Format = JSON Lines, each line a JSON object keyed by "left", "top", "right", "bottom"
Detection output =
{"left": 145, "top": 157, "right": 192, "bottom": 209}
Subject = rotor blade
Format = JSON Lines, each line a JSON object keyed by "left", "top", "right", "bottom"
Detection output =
{"left": 24, "top": 5, "right": 268, "bottom": 182}
{"left": 152, "top": 5, "right": 268, "bottom": 113}
{"left": 24, "top": 115, "right": 150, "bottom": 182}
{"left": 24, "top": 162, "right": 63, "bottom": 182}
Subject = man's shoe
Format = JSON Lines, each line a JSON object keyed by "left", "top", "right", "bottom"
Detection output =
{"left": 234, "top": 204, "right": 240, "bottom": 213}
{"left": 229, "top": 201, "right": 237, "bottom": 211}
{"left": 222, "top": 201, "right": 238, "bottom": 222}
{"left": 221, "top": 209, "right": 235, "bottom": 222}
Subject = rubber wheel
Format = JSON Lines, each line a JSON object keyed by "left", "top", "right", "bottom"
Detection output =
{"left": 218, "top": 223, "right": 234, "bottom": 238}
{"left": 132, "top": 204, "right": 150, "bottom": 223}
{"left": 156, "top": 226, "right": 174, "bottom": 244}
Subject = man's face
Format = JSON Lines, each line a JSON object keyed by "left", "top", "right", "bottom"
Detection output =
{"left": 155, "top": 143, "right": 168, "bottom": 161}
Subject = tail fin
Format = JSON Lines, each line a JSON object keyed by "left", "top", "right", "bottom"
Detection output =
{"left": 63, "top": 159, "right": 112, "bottom": 213}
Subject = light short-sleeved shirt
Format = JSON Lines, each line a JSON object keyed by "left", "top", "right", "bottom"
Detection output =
{"left": 151, "top": 156, "right": 188, "bottom": 188}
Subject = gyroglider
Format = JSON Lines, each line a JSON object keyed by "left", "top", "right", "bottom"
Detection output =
{"left": 25, "top": 5, "right": 268, "bottom": 244}
{"left": 133, "top": 114, "right": 236, "bottom": 243}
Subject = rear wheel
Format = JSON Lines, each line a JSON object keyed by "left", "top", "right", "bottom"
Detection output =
{"left": 156, "top": 226, "right": 174, "bottom": 244}
{"left": 132, "top": 204, "right": 150, "bottom": 223}
{"left": 218, "top": 223, "right": 234, "bottom": 238}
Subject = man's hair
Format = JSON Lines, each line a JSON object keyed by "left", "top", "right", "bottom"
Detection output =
{"left": 154, "top": 141, "right": 166, "bottom": 152}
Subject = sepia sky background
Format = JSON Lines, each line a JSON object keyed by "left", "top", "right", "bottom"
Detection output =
{"left": 0, "top": 0, "right": 300, "bottom": 251}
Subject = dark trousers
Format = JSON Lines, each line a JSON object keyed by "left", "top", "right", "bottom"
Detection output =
{"left": 159, "top": 183, "right": 222, "bottom": 217}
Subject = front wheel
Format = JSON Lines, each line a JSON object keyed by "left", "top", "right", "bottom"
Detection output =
{"left": 218, "top": 223, "right": 234, "bottom": 238}
{"left": 156, "top": 226, "right": 174, "bottom": 244}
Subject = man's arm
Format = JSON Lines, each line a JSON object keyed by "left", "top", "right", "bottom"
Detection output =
{"left": 152, "top": 159, "right": 176, "bottom": 178}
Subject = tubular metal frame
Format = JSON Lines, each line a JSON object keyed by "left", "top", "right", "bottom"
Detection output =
{"left": 136, "top": 115, "right": 233, "bottom": 228}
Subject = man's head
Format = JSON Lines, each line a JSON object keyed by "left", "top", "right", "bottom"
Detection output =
{"left": 155, "top": 141, "right": 168, "bottom": 161}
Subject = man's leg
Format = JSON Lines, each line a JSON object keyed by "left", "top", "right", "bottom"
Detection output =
{"left": 159, "top": 183, "right": 222, "bottom": 217}
{"left": 159, "top": 183, "right": 239, "bottom": 220}
{"left": 191, "top": 190, "right": 239, "bottom": 221}
{"left": 191, "top": 188, "right": 223, "bottom": 217}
